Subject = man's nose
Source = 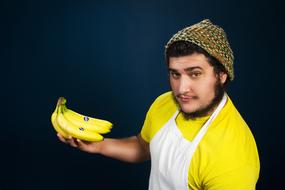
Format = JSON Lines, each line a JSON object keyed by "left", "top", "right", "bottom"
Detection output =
{"left": 179, "top": 76, "right": 191, "bottom": 94}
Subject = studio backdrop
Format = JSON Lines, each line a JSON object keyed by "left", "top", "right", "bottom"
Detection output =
{"left": 1, "top": 0, "right": 284, "bottom": 189}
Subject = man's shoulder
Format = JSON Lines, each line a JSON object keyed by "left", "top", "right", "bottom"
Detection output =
{"left": 150, "top": 91, "right": 176, "bottom": 110}
{"left": 155, "top": 91, "right": 173, "bottom": 102}
{"left": 147, "top": 91, "right": 177, "bottom": 118}
{"left": 208, "top": 95, "right": 254, "bottom": 145}
{"left": 140, "top": 91, "right": 177, "bottom": 142}
{"left": 208, "top": 95, "right": 257, "bottom": 153}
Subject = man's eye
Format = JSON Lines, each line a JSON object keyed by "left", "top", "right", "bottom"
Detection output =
{"left": 170, "top": 72, "right": 180, "bottom": 78}
{"left": 191, "top": 72, "right": 201, "bottom": 78}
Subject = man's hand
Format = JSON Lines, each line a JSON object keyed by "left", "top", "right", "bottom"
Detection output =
{"left": 57, "top": 133, "right": 150, "bottom": 163}
{"left": 57, "top": 133, "right": 103, "bottom": 154}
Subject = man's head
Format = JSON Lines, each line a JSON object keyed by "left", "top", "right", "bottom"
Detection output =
{"left": 165, "top": 19, "right": 234, "bottom": 118}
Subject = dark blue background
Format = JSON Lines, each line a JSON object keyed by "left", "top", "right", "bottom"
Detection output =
{"left": 1, "top": 0, "right": 284, "bottom": 189}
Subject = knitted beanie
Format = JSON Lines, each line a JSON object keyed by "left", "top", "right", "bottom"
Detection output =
{"left": 165, "top": 19, "right": 234, "bottom": 80}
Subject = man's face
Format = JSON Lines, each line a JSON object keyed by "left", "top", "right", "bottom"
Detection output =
{"left": 169, "top": 53, "right": 227, "bottom": 117}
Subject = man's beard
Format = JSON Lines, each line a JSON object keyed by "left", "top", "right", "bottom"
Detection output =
{"left": 172, "top": 80, "right": 225, "bottom": 119}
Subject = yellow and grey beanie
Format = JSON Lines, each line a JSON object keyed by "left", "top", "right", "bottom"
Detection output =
{"left": 165, "top": 19, "right": 234, "bottom": 81}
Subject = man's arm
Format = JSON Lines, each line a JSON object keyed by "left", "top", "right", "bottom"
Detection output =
{"left": 57, "top": 133, "right": 150, "bottom": 163}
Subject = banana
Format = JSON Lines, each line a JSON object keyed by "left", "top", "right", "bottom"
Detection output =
{"left": 62, "top": 105, "right": 112, "bottom": 134}
{"left": 51, "top": 101, "right": 69, "bottom": 138}
{"left": 52, "top": 97, "right": 110, "bottom": 141}
{"left": 57, "top": 105, "right": 104, "bottom": 142}
{"left": 51, "top": 97, "right": 111, "bottom": 141}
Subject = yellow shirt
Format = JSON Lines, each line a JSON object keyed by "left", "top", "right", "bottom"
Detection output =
{"left": 140, "top": 91, "right": 260, "bottom": 190}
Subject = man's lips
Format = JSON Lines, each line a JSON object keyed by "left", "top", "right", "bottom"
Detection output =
{"left": 177, "top": 95, "right": 198, "bottom": 103}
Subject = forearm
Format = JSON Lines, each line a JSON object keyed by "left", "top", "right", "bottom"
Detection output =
{"left": 57, "top": 133, "right": 150, "bottom": 163}
{"left": 99, "top": 135, "right": 150, "bottom": 163}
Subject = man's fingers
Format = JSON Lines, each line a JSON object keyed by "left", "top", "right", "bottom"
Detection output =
{"left": 67, "top": 137, "right": 79, "bottom": 147}
{"left": 76, "top": 139, "right": 90, "bottom": 148}
{"left": 57, "top": 133, "right": 79, "bottom": 147}
{"left": 76, "top": 139, "right": 83, "bottom": 148}
{"left": 57, "top": 133, "right": 98, "bottom": 152}
{"left": 57, "top": 133, "right": 68, "bottom": 143}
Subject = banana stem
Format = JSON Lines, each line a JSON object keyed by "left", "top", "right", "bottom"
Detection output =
{"left": 57, "top": 97, "right": 66, "bottom": 106}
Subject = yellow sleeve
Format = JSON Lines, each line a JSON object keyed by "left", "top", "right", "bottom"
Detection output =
{"left": 140, "top": 91, "right": 176, "bottom": 143}
{"left": 204, "top": 164, "right": 259, "bottom": 190}
{"left": 140, "top": 104, "right": 153, "bottom": 143}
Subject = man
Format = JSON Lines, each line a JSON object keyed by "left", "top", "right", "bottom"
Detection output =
{"left": 58, "top": 19, "right": 260, "bottom": 189}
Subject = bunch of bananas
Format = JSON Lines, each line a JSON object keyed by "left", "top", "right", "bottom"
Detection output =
{"left": 51, "top": 97, "right": 113, "bottom": 141}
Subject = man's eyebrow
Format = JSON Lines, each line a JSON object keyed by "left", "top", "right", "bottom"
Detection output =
{"left": 168, "top": 67, "right": 203, "bottom": 72}
{"left": 168, "top": 68, "right": 178, "bottom": 72}
{"left": 185, "top": 66, "right": 203, "bottom": 72}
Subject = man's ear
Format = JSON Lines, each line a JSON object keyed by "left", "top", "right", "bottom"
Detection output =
{"left": 219, "top": 72, "right": 228, "bottom": 84}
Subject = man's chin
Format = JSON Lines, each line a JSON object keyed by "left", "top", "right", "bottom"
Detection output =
{"left": 180, "top": 107, "right": 195, "bottom": 114}
{"left": 180, "top": 109, "right": 208, "bottom": 119}
{"left": 179, "top": 103, "right": 197, "bottom": 113}
{"left": 180, "top": 104, "right": 212, "bottom": 118}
